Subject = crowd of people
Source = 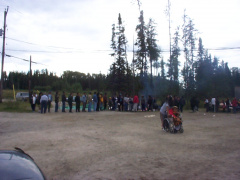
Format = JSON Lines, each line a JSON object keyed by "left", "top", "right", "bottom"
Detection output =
{"left": 204, "top": 97, "right": 240, "bottom": 113}
{"left": 29, "top": 91, "right": 161, "bottom": 114}
{"left": 29, "top": 91, "right": 239, "bottom": 115}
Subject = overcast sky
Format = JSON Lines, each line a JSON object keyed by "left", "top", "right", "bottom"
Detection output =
{"left": 0, "top": 0, "right": 239, "bottom": 77}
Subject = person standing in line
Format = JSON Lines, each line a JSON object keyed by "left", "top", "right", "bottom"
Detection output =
{"left": 75, "top": 92, "right": 81, "bottom": 112}
{"left": 30, "top": 92, "right": 36, "bottom": 112}
{"left": 93, "top": 92, "right": 98, "bottom": 111}
{"left": 96, "top": 92, "right": 100, "bottom": 111}
{"left": 118, "top": 94, "right": 123, "bottom": 111}
{"left": 123, "top": 94, "right": 129, "bottom": 111}
{"left": 129, "top": 96, "right": 133, "bottom": 111}
{"left": 211, "top": 97, "right": 216, "bottom": 112}
{"left": 47, "top": 91, "right": 53, "bottom": 113}
{"left": 37, "top": 92, "right": 42, "bottom": 113}
{"left": 147, "top": 95, "right": 153, "bottom": 111}
{"left": 82, "top": 92, "right": 87, "bottom": 112}
{"left": 141, "top": 96, "right": 146, "bottom": 111}
{"left": 62, "top": 91, "right": 66, "bottom": 112}
{"left": 55, "top": 91, "right": 59, "bottom": 112}
{"left": 232, "top": 97, "right": 238, "bottom": 113}
{"left": 103, "top": 93, "right": 107, "bottom": 110}
{"left": 99, "top": 93, "right": 103, "bottom": 111}
{"left": 133, "top": 94, "right": 139, "bottom": 112}
{"left": 68, "top": 93, "right": 73, "bottom": 113}
{"left": 88, "top": 92, "right": 92, "bottom": 112}
{"left": 179, "top": 96, "right": 185, "bottom": 113}
{"left": 216, "top": 97, "right": 220, "bottom": 112}
{"left": 204, "top": 98, "right": 209, "bottom": 112}
{"left": 40, "top": 92, "right": 48, "bottom": 114}
{"left": 226, "top": 98, "right": 230, "bottom": 112}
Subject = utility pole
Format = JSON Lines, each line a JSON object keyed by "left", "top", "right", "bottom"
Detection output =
{"left": 29, "top": 56, "right": 32, "bottom": 102}
{"left": 0, "top": 7, "right": 8, "bottom": 103}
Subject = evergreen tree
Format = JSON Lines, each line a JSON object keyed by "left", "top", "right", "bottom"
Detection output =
{"left": 146, "top": 18, "right": 161, "bottom": 86}
{"left": 181, "top": 11, "right": 197, "bottom": 97}
{"left": 109, "top": 13, "right": 128, "bottom": 93}
{"left": 135, "top": 10, "right": 147, "bottom": 74}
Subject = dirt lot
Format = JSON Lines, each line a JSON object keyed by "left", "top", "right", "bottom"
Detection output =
{"left": 0, "top": 109, "right": 240, "bottom": 180}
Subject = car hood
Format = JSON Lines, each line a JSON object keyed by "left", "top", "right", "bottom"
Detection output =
{"left": 0, "top": 148, "right": 46, "bottom": 180}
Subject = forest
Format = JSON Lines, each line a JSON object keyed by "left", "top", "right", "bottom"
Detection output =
{"left": 1, "top": 3, "right": 240, "bottom": 102}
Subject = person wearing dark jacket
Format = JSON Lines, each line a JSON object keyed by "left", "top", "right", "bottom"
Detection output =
{"left": 55, "top": 91, "right": 59, "bottom": 112}
{"left": 68, "top": 93, "right": 73, "bottom": 113}
{"left": 75, "top": 92, "right": 81, "bottom": 112}
{"left": 62, "top": 91, "right": 66, "bottom": 112}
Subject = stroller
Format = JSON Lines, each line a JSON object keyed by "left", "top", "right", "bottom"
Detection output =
{"left": 163, "top": 106, "right": 184, "bottom": 133}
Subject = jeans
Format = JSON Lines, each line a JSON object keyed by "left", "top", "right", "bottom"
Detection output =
{"left": 93, "top": 102, "right": 97, "bottom": 111}
{"left": 41, "top": 100, "right": 47, "bottom": 113}
{"left": 82, "top": 102, "right": 86, "bottom": 111}
{"left": 62, "top": 101, "right": 65, "bottom": 112}
{"left": 55, "top": 102, "right": 58, "bottom": 112}
{"left": 88, "top": 102, "right": 92, "bottom": 112}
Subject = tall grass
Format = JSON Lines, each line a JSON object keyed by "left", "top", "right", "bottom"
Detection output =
{"left": 0, "top": 101, "right": 31, "bottom": 112}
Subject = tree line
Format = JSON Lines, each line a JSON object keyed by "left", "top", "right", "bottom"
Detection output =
{"left": 2, "top": 3, "right": 240, "bottom": 101}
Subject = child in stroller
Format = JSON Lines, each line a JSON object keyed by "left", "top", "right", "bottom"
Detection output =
{"left": 163, "top": 106, "right": 184, "bottom": 133}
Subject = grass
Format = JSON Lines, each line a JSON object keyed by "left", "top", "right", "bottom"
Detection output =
{"left": 0, "top": 101, "right": 31, "bottom": 112}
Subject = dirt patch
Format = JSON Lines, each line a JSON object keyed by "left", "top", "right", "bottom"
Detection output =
{"left": 0, "top": 110, "right": 240, "bottom": 180}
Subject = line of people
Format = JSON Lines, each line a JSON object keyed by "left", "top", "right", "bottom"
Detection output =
{"left": 204, "top": 97, "right": 240, "bottom": 113}
{"left": 30, "top": 91, "right": 161, "bottom": 113}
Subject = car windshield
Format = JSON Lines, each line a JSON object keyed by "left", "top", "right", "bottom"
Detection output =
{"left": 22, "top": 93, "right": 29, "bottom": 96}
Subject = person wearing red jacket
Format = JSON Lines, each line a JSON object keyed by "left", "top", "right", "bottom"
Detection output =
{"left": 133, "top": 95, "right": 139, "bottom": 112}
{"left": 232, "top": 97, "right": 238, "bottom": 113}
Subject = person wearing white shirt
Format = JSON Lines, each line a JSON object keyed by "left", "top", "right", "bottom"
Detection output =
{"left": 211, "top": 98, "right": 216, "bottom": 112}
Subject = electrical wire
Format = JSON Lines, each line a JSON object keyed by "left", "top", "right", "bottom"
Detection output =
{"left": 5, "top": 53, "right": 47, "bottom": 66}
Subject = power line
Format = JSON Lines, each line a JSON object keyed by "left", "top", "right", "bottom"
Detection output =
{"left": 5, "top": 53, "right": 47, "bottom": 66}
{"left": 5, "top": 36, "right": 240, "bottom": 54}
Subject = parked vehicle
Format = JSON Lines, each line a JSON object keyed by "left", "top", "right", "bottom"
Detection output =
{"left": 0, "top": 147, "right": 46, "bottom": 180}
{"left": 16, "top": 92, "right": 29, "bottom": 101}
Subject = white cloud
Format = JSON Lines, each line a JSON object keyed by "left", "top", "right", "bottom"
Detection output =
{"left": 0, "top": 0, "right": 239, "bottom": 77}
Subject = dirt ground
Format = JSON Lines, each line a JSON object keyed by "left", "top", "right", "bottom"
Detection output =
{"left": 0, "top": 109, "right": 240, "bottom": 180}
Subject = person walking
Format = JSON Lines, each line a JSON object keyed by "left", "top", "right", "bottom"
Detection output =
{"left": 55, "top": 91, "right": 59, "bottom": 112}
{"left": 47, "top": 91, "right": 53, "bottom": 113}
{"left": 75, "top": 92, "right": 81, "bottom": 112}
{"left": 62, "top": 91, "right": 66, "bottom": 112}
{"left": 160, "top": 96, "right": 173, "bottom": 131}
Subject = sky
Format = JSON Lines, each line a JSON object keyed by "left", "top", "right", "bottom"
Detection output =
{"left": 0, "top": 0, "right": 239, "bottom": 77}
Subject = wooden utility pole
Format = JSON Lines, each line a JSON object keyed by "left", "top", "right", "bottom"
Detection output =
{"left": 0, "top": 7, "right": 8, "bottom": 103}
{"left": 28, "top": 56, "right": 32, "bottom": 102}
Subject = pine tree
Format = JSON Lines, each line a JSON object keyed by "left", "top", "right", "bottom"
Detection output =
{"left": 109, "top": 13, "right": 128, "bottom": 93}
{"left": 146, "top": 18, "right": 161, "bottom": 86}
{"left": 135, "top": 10, "right": 147, "bottom": 74}
{"left": 181, "top": 11, "right": 197, "bottom": 97}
